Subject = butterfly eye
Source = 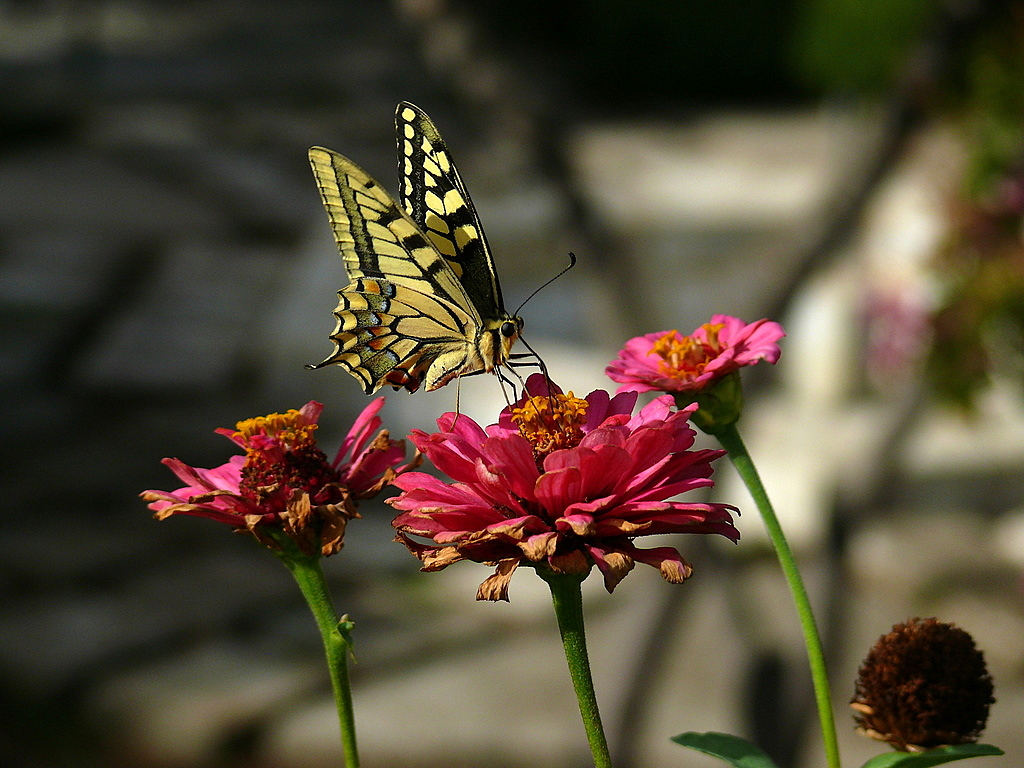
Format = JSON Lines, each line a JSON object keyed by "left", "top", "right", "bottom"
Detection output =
{"left": 501, "top": 321, "right": 519, "bottom": 338}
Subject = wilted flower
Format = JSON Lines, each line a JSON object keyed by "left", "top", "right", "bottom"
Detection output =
{"left": 851, "top": 617, "right": 995, "bottom": 752}
{"left": 606, "top": 315, "right": 785, "bottom": 395}
{"left": 390, "top": 374, "right": 739, "bottom": 601}
{"left": 142, "top": 399, "right": 409, "bottom": 557}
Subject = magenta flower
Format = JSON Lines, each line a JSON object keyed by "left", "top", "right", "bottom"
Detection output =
{"left": 390, "top": 374, "right": 739, "bottom": 601}
{"left": 606, "top": 315, "right": 785, "bottom": 394}
{"left": 142, "top": 399, "right": 410, "bottom": 557}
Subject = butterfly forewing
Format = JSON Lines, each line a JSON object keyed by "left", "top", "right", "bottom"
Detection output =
{"left": 308, "top": 147, "right": 470, "bottom": 306}
{"left": 396, "top": 102, "right": 508, "bottom": 322}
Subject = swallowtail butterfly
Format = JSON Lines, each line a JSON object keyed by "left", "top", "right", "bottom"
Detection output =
{"left": 308, "top": 102, "right": 523, "bottom": 393}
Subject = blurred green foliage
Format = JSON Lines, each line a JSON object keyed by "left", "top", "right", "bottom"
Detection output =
{"left": 792, "top": 0, "right": 938, "bottom": 93}
{"left": 927, "top": 6, "right": 1024, "bottom": 408}
{"left": 959, "top": 15, "right": 1024, "bottom": 196}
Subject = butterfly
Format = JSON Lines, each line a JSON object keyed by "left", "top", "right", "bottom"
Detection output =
{"left": 307, "top": 102, "right": 524, "bottom": 394}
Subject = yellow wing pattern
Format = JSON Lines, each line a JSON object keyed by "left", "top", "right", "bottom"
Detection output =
{"left": 396, "top": 102, "right": 507, "bottom": 318}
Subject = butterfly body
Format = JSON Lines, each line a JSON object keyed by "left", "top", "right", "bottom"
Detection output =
{"left": 309, "top": 102, "right": 522, "bottom": 393}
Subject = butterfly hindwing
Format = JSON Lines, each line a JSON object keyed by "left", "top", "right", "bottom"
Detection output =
{"left": 327, "top": 276, "right": 481, "bottom": 393}
{"left": 396, "top": 102, "right": 507, "bottom": 323}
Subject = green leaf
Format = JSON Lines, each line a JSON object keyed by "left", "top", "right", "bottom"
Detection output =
{"left": 337, "top": 614, "right": 355, "bottom": 645}
{"left": 860, "top": 744, "right": 1004, "bottom": 768}
{"left": 671, "top": 731, "right": 781, "bottom": 768}
{"left": 336, "top": 614, "right": 356, "bottom": 660}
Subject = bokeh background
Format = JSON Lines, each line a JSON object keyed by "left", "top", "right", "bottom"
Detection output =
{"left": 2, "top": 1, "right": 1023, "bottom": 766}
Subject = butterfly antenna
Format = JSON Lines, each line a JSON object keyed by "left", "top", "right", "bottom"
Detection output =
{"left": 491, "top": 253, "right": 576, "bottom": 424}
{"left": 511, "top": 253, "right": 572, "bottom": 411}
{"left": 513, "top": 252, "right": 577, "bottom": 317}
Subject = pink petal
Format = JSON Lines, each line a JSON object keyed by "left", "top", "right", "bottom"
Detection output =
{"left": 584, "top": 388, "right": 638, "bottom": 431}
{"left": 577, "top": 425, "right": 627, "bottom": 452}
{"left": 161, "top": 455, "right": 244, "bottom": 495}
{"left": 390, "top": 472, "right": 481, "bottom": 507}
{"left": 576, "top": 442, "right": 633, "bottom": 498}
{"left": 478, "top": 435, "right": 540, "bottom": 502}
{"left": 620, "top": 426, "right": 673, "bottom": 474}
{"left": 525, "top": 372, "right": 559, "bottom": 397}
{"left": 416, "top": 433, "right": 484, "bottom": 484}
{"left": 707, "top": 315, "right": 785, "bottom": 366}
{"left": 215, "top": 426, "right": 248, "bottom": 449}
{"left": 333, "top": 398, "right": 381, "bottom": 467}
{"left": 535, "top": 464, "right": 583, "bottom": 517}
{"left": 297, "top": 400, "right": 325, "bottom": 425}
{"left": 581, "top": 387, "right": 612, "bottom": 429}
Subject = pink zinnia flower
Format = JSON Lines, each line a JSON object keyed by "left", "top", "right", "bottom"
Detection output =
{"left": 142, "top": 399, "right": 410, "bottom": 557}
{"left": 606, "top": 315, "right": 785, "bottom": 394}
{"left": 390, "top": 374, "right": 739, "bottom": 601}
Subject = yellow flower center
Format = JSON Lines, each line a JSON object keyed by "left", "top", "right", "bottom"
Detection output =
{"left": 511, "top": 392, "right": 589, "bottom": 460}
{"left": 650, "top": 324, "right": 724, "bottom": 379}
{"left": 233, "top": 409, "right": 341, "bottom": 507}
{"left": 233, "top": 409, "right": 318, "bottom": 453}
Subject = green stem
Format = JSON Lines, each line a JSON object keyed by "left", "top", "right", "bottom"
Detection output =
{"left": 541, "top": 570, "right": 613, "bottom": 768}
{"left": 279, "top": 550, "right": 360, "bottom": 768}
{"left": 716, "top": 423, "right": 840, "bottom": 768}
